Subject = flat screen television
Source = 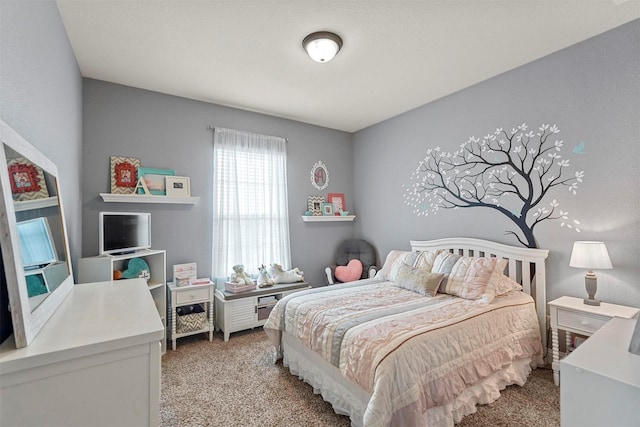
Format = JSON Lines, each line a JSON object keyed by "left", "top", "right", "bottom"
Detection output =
{"left": 17, "top": 217, "right": 58, "bottom": 269}
{"left": 99, "top": 212, "right": 151, "bottom": 255}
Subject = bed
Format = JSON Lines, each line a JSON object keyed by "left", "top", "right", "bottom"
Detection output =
{"left": 264, "top": 237, "right": 549, "bottom": 426}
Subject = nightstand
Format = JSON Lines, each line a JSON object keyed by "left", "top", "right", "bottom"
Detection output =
{"left": 167, "top": 282, "right": 215, "bottom": 350}
{"left": 548, "top": 296, "right": 639, "bottom": 386}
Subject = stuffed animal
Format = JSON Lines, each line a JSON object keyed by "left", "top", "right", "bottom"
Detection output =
{"left": 268, "top": 263, "right": 304, "bottom": 284}
{"left": 230, "top": 264, "right": 254, "bottom": 286}
{"left": 256, "top": 264, "right": 275, "bottom": 288}
{"left": 121, "top": 258, "right": 151, "bottom": 282}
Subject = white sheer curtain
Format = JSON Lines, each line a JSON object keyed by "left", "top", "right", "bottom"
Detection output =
{"left": 212, "top": 128, "right": 291, "bottom": 278}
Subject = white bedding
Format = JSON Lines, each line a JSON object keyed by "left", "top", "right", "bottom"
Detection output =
{"left": 282, "top": 332, "right": 536, "bottom": 427}
{"left": 264, "top": 279, "right": 544, "bottom": 426}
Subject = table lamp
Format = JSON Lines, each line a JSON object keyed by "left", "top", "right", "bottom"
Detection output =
{"left": 569, "top": 241, "right": 613, "bottom": 306}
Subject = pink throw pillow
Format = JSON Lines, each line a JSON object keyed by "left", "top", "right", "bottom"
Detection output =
{"left": 335, "top": 259, "right": 363, "bottom": 283}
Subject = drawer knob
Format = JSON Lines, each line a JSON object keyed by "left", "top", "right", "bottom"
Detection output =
{"left": 580, "top": 320, "right": 590, "bottom": 327}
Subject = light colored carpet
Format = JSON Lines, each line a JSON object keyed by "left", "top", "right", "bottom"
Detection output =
{"left": 161, "top": 329, "right": 559, "bottom": 426}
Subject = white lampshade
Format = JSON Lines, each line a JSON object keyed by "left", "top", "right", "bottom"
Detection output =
{"left": 303, "top": 31, "right": 343, "bottom": 63}
{"left": 569, "top": 241, "right": 613, "bottom": 270}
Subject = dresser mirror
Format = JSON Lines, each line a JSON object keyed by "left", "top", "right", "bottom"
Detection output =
{"left": 0, "top": 119, "right": 74, "bottom": 348}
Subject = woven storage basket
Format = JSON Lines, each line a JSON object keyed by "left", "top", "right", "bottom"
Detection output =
{"left": 177, "top": 311, "right": 206, "bottom": 333}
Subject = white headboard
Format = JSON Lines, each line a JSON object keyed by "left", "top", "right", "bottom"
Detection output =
{"left": 410, "top": 237, "right": 549, "bottom": 349}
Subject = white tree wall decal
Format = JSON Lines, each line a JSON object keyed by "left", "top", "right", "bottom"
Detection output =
{"left": 403, "top": 123, "right": 583, "bottom": 248}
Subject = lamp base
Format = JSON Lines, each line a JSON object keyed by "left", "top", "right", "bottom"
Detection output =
{"left": 584, "top": 275, "right": 599, "bottom": 306}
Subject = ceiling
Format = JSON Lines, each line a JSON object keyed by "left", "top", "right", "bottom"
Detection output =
{"left": 56, "top": 1, "right": 640, "bottom": 133}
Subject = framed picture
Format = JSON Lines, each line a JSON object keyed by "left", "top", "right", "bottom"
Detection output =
{"left": 307, "top": 195, "right": 324, "bottom": 216}
{"left": 166, "top": 176, "right": 191, "bottom": 197}
{"left": 321, "top": 202, "right": 334, "bottom": 216}
{"left": 7, "top": 157, "right": 49, "bottom": 201}
{"left": 310, "top": 160, "right": 329, "bottom": 191}
{"left": 173, "top": 262, "right": 197, "bottom": 287}
{"left": 327, "top": 193, "right": 345, "bottom": 216}
{"left": 137, "top": 167, "right": 175, "bottom": 195}
{"left": 110, "top": 156, "right": 140, "bottom": 194}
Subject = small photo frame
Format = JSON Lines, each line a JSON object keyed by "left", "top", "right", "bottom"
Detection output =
{"left": 173, "top": 262, "right": 197, "bottom": 287}
{"left": 166, "top": 176, "right": 191, "bottom": 197}
{"left": 7, "top": 157, "right": 49, "bottom": 201}
{"left": 327, "top": 193, "right": 345, "bottom": 216}
{"left": 110, "top": 156, "right": 140, "bottom": 194}
{"left": 137, "top": 167, "right": 175, "bottom": 195}
{"left": 321, "top": 202, "right": 334, "bottom": 216}
{"left": 307, "top": 195, "right": 324, "bottom": 216}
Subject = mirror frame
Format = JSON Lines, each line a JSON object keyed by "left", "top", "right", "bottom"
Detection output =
{"left": 0, "top": 118, "right": 74, "bottom": 348}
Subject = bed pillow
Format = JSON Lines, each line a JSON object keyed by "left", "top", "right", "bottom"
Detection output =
{"left": 393, "top": 263, "right": 444, "bottom": 297}
{"left": 410, "top": 249, "right": 442, "bottom": 272}
{"left": 335, "top": 259, "right": 363, "bottom": 283}
{"left": 431, "top": 252, "right": 462, "bottom": 293}
{"left": 432, "top": 252, "right": 508, "bottom": 303}
{"left": 376, "top": 250, "right": 412, "bottom": 280}
{"left": 493, "top": 273, "right": 523, "bottom": 295}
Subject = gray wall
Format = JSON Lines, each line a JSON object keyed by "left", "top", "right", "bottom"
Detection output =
{"left": 353, "top": 19, "right": 640, "bottom": 308}
{"left": 0, "top": 0, "right": 83, "bottom": 275}
{"left": 5, "top": 0, "right": 635, "bottom": 310}
{"left": 82, "top": 80, "right": 354, "bottom": 286}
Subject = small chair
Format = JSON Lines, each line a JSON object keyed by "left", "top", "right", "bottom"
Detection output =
{"left": 325, "top": 239, "right": 379, "bottom": 285}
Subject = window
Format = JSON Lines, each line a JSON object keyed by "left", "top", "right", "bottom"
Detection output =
{"left": 212, "top": 128, "right": 290, "bottom": 278}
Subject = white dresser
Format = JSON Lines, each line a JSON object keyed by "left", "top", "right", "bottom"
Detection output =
{"left": 0, "top": 279, "right": 164, "bottom": 426}
{"left": 560, "top": 317, "right": 640, "bottom": 427}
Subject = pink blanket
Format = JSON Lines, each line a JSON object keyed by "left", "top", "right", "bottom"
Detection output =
{"left": 264, "top": 281, "right": 543, "bottom": 426}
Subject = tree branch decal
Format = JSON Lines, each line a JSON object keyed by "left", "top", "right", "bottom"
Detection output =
{"left": 403, "top": 123, "right": 583, "bottom": 248}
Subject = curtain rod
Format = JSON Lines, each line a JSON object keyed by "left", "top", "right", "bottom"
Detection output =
{"left": 207, "top": 125, "right": 288, "bottom": 142}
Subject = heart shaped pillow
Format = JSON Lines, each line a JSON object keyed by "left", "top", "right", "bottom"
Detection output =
{"left": 335, "top": 259, "right": 363, "bottom": 283}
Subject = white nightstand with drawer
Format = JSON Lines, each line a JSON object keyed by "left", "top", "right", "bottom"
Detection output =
{"left": 549, "top": 296, "right": 639, "bottom": 386}
{"left": 167, "top": 282, "right": 215, "bottom": 350}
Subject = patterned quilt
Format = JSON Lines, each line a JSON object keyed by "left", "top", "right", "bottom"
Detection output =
{"left": 264, "top": 279, "right": 543, "bottom": 426}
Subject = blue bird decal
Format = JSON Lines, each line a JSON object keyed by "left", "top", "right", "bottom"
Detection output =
{"left": 573, "top": 142, "right": 585, "bottom": 154}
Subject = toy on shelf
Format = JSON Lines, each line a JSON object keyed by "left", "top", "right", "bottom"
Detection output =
{"left": 268, "top": 263, "right": 304, "bottom": 284}
{"left": 225, "top": 264, "right": 256, "bottom": 293}
{"left": 257, "top": 264, "right": 275, "bottom": 288}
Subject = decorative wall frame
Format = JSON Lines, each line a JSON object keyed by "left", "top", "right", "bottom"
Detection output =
{"left": 321, "top": 202, "right": 334, "bottom": 216}
{"left": 165, "top": 176, "right": 191, "bottom": 197}
{"left": 327, "top": 193, "right": 345, "bottom": 215}
{"left": 137, "top": 167, "right": 175, "bottom": 195}
{"left": 310, "top": 160, "right": 329, "bottom": 191}
{"left": 307, "top": 195, "right": 324, "bottom": 216}
{"left": 7, "top": 157, "right": 49, "bottom": 201}
{"left": 110, "top": 156, "right": 140, "bottom": 194}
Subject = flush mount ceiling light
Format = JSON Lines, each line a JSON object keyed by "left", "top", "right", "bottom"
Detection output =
{"left": 302, "top": 31, "right": 343, "bottom": 63}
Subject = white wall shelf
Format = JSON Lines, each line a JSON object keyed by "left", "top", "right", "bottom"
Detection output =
{"left": 301, "top": 215, "right": 355, "bottom": 222}
{"left": 14, "top": 196, "right": 59, "bottom": 212}
{"left": 100, "top": 193, "right": 199, "bottom": 204}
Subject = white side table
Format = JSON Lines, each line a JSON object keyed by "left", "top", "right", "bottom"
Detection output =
{"left": 167, "top": 282, "right": 215, "bottom": 350}
{"left": 548, "top": 296, "right": 639, "bottom": 386}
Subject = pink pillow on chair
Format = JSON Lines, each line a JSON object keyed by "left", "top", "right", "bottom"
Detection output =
{"left": 335, "top": 259, "right": 363, "bottom": 283}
